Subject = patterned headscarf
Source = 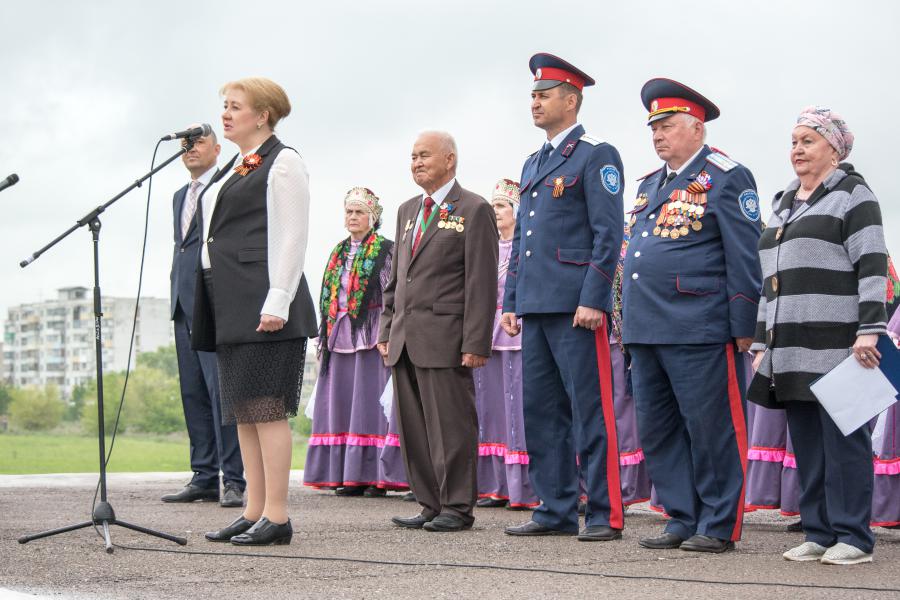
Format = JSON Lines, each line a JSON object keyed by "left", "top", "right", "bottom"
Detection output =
{"left": 795, "top": 105, "right": 854, "bottom": 161}
{"left": 492, "top": 178, "right": 521, "bottom": 217}
{"left": 344, "top": 187, "right": 383, "bottom": 228}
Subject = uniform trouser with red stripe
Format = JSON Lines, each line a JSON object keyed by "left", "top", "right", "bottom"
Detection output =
{"left": 522, "top": 313, "right": 622, "bottom": 533}
{"left": 629, "top": 343, "right": 748, "bottom": 541}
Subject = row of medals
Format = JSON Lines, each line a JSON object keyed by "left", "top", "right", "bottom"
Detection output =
{"left": 630, "top": 191, "right": 708, "bottom": 240}
{"left": 437, "top": 219, "right": 465, "bottom": 232}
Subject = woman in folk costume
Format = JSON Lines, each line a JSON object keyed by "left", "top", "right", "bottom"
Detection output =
{"left": 473, "top": 179, "right": 539, "bottom": 509}
{"left": 875, "top": 267, "right": 900, "bottom": 528}
{"left": 609, "top": 225, "right": 652, "bottom": 507}
{"left": 303, "top": 187, "right": 406, "bottom": 495}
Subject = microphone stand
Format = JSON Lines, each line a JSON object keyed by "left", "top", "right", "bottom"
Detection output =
{"left": 17, "top": 140, "right": 197, "bottom": 553}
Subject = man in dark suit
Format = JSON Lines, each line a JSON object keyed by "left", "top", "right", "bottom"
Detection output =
{"left": 378, "top": 131, "right": 498, "bottom": 532}
{"left": 162, "top": 129, "right": 244, "bottom": 507}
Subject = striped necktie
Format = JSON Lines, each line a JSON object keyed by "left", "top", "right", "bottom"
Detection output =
{"left": 181, "top": 180, "right": 201, "bottom": 239}
{"left": 412, "top": 196, "right": 435, "bottom": 255}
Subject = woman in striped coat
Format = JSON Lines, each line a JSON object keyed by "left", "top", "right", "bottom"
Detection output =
{"left": 748, "top": 106, "right": 888, "bottom": 565}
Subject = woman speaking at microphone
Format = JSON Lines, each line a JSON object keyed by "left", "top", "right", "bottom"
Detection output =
{"left": 194, "top": 77, "right": 317, "bottom": 546}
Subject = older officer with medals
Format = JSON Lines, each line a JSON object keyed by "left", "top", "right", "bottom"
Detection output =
{"left": 501, "top": 54, "right": 625, "bottom": 541}
{"left": 622, "top": 79, "right": 762, "bottom": 553}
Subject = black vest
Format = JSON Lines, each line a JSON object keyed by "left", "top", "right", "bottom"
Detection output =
{"left": 191, "top": 135, "right": 318, "bottom": 350}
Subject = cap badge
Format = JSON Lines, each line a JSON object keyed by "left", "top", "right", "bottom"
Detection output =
{"left": 650, "top": 100, "right": 658, "bottom": 112}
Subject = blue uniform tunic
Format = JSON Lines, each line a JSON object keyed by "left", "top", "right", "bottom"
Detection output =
{"left": 503, "top": 124, "right": 625, "bottom": 531}
{"left": 622, "top": 145, "right": 762, "bottom": 541}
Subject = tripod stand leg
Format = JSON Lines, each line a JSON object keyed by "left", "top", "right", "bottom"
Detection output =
{"left": 18, "top": 520, "right": 94, "bottom": 544}
{"left": 114, "top": 519, "right": 188, "bottom": 545}
{"left": 101, "top": 520, "right": 113, "bottom": 554}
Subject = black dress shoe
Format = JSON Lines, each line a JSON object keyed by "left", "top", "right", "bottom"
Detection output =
{"left": 205, "top": 516, "right": 256, "bottom": 542}
{"left": 477, "top": 497, "right": 508, "bottom": 508}
{"left": 577, "top": 525, "right": 623, "bottom": 542}
{"left": 402, "top": 491, "right": 417, "bottom": 502}
{"left": 504, "top": 520, "right": 576, "bottom": 536}
{"left": 391, "top": 513, "right": 432, "bottom": 529}
{"left": 220, "top": 484, "right": 244, "bottom": 508}
{"left": 423, "top": 514, "right": 472, "bottom": 532}
{"left": 335, "top": 486, "right": 366, "bottom": 496}
{"left": 786, "top": 520, "right": 803, "bottom": 533}
{"left": 230, "top": 517, "right": 292, "bottom": 546}
{"left": 639, "top": 532, "right": 684, "bottom": 549}
{"left": 680, "top": 534, "right": 734, "bottom": 553}
{"left": 363, "top": 486, "right": 386, "bottom": 498}
{"left": 161, "top": 484, "right": 219, "bottom": 503}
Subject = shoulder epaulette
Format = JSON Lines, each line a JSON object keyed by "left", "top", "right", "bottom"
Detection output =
{"left": 636, "top": 167, "right": 662, "bottom": 181}
{"left": 706, "top": 152, "right": 738, "bottom": 172}
{"left": 579, "top": 134, "right": 604, "bottom": 146}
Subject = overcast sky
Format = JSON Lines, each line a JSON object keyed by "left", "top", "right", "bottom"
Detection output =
{"left": 2, "top": 0, "right": 897, "bottom": 320}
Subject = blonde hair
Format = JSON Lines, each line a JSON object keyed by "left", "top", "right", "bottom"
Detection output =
{"left": 220, "top": 77, "right": 292, "bottom": 130}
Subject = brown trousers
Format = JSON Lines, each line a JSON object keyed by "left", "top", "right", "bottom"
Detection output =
{"left": 393, "top": 348, "right": 478, "bottom": 523}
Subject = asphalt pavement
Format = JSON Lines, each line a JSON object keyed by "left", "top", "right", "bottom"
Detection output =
{"left": 1, "top": 472, "right": 897, "bottom": 599}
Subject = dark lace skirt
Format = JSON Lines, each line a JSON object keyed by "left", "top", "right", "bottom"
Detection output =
{"left": 203, "top": 270, "right": 307, "bottom": 425}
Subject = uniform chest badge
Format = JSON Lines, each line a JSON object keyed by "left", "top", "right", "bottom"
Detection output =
{"left": 686, "top": 171, "right": 713, "bottom": 194}
{"left": 654, "top": 190, "right": 708, "bottom": 239}
{"left": 628, "top": 193, "right": 649, "bottom": 227}
{"left": 552, "top": 176, "right": 566, "bottom": 198}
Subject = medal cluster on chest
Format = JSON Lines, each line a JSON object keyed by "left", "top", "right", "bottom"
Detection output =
{"left": 629, "top": 170, "right": 712, "bottom": 240}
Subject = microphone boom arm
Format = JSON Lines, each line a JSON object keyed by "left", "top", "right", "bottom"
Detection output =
{"left": 20, "top": 141, "right": 192, "bottom": 268}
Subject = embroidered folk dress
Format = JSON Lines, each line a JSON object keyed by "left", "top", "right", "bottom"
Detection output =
{"left": 303, "top": 240, "right": 407, "bottom": 489}
{"left": 473, "top": 238, "right": 539, "bottom": 507}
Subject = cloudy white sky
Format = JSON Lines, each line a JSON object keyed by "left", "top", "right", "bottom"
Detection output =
{"left": 1, "top": 0, "right": 897, "bottom": 319}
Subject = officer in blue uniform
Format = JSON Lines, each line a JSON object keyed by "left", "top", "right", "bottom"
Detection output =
{"left": 622, "top": 78, "right": 762, "bottom": 553}
{"left": 501, "top": 53, "right": 624, "bottom": 541}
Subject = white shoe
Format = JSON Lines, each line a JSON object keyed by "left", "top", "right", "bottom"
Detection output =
{"left": 820, "top": 542, "right": 873, "bottom": 565}
{"left": 783, "top": 541, "right": 827, "bottom": 561}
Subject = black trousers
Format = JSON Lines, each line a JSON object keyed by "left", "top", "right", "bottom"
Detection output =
{"left": 173, "top": 302, "right": 244, "bottom": 489}
{"left": 784, "top": 401, "right": 874, "bottom": 553}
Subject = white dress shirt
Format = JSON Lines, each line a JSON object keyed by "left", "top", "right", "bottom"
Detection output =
{"left": 664, "top": 145, "right": 705, "bottom": 178}
{"left": 200, "top": 144, "right": 311, "bottom": 322}
{"left": 546, "top": 122, "right": 580, "bottom": 152}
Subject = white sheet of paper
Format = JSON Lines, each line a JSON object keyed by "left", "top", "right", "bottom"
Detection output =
{"left": 378, "top": 375, "right": 393, "bottom": 420}
{"left": 810, "top": 354, "right": 898, "bottom": 436}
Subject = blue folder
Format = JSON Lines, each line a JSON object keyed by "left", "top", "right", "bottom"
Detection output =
{"left": 877, "top": 335, "right": 900, "bottom": 398}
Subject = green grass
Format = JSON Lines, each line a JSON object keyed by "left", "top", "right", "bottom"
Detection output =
{"left": 0, "top": 433, "right": 308, "bottom": 475}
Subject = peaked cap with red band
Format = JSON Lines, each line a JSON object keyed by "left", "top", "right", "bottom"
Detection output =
{"left": 640, "top": 78, "right": 720, "bottom": 125}
{"left": 529, "top": 53, "right": 595, "bottom": 92}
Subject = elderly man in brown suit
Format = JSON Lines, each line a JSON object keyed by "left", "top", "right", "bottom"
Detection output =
{"left": 378, "top": 130, "right": 498, "bottom": 532}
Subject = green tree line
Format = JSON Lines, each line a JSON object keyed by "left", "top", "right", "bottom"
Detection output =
{"left": 1, "top": 344, "right": 313, "bottom": 435}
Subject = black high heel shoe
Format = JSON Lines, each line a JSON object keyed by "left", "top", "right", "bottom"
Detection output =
{"left": 230, "top": 517, "right": 293, "bottom": 546}
{"left": 205, "top": 516, "right": 256, "bottom": 542}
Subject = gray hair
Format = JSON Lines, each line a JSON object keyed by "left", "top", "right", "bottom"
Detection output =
{"left": 679, "top": 113, "right": 706, "bottom": 142}
{"left": 418, "top": 130, "right": 458, "bottom": 157}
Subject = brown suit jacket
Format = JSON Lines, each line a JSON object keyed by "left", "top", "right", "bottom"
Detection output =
{"left": 379, "top": 181, "right": 498, "bottom": 368}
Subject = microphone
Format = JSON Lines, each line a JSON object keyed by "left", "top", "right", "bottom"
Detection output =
{"left": 0, "top": 173, "right": 19, "bottom": 193}
{"left": 160, "top": 124, "right": 212, "bottom": 141}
